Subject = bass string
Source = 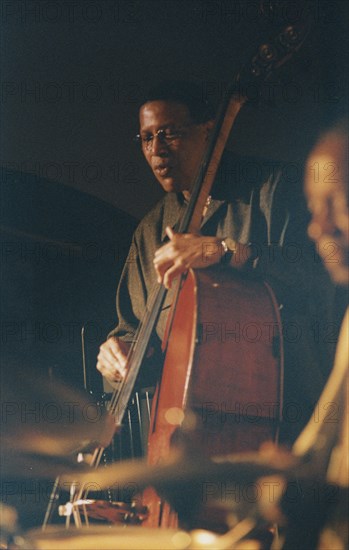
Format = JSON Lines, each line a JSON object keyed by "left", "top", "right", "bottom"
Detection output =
{"left": 107, "top": 282, "right": 167, "bottom": 423}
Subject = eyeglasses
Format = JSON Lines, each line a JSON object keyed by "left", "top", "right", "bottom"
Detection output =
{"left": 134, "top": 127, "right": 190, "bottom": 151}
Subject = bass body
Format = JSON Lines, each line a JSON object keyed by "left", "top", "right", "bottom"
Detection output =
{"left": 143, "top": 265, "right": 284, "bottom": 528}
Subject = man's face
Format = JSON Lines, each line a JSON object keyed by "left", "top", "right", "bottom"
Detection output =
{"left": 305, "top": 133, "right": 349, "bottom": 285}
{"left": 139, "top": 100, "right": 214, "bottom": 194}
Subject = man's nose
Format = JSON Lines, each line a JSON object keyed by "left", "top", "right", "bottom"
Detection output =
{"left": 151, "top": 134, "right": 169, "bottom": 156}
{"left": 308, "top": 209, "right": 337, "bottom": 241}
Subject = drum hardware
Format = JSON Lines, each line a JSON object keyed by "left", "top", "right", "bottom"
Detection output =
{"left": 51, "top": 387, "right": 153, "bottom": 528}
{"left": 58, "top": 499, "right": 149, "bottom": 525}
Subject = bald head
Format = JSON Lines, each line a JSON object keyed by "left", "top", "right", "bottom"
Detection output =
{"left": 305, "top": 122, "right": 348, "bottom": 285}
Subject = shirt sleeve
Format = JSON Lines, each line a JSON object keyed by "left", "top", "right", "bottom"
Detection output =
{"left": 108, "top": 233, "right": 147, "bottom": 343}
{"left": 107, "top": 227, "right": 164, "bottom": 387}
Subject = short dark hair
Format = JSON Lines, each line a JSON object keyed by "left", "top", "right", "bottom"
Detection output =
{"left": 140, "top": 80, "right": 216, "bottom": 124}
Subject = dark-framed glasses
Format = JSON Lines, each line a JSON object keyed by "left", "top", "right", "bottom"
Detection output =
{"left": 134, "top": 128, "right": 189, "bottom": 150}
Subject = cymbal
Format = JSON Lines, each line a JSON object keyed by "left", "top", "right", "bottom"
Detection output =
{"left": 59, "top": 451, "right": 297, "bottom": 492}
{"left": 1, "top": 370, "right": 115, "bottom": 460}
{"left": 0, "top": 450, "right": 90, "bottom": 479}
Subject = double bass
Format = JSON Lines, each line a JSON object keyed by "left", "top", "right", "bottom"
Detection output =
{"left": 50, "top": 13, "right": 311, "bottom": 532}
{"left": 140, "top": 20, "right": 311, "bottom": 529}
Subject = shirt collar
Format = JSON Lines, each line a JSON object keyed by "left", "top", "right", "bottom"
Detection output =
{"left": 160, "top": 192, "right": 226, "bottom": 241}
{"left": 159, "top": 151, "right": 241, "bottom": 241}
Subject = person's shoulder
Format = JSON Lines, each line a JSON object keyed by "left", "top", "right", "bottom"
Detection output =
{"left": 226, "top": 151, "right": 305, "bottom": 199}
{"left": 133, "top": 193, "right": 179, "bottom": 239}
{"left": 222, "top": 150, "right": 284, "bottom": 179}
{"left": 215, "top": 150, "right": 284, "bottom": 199}
{"left": 138, "top": 192, "right": 179, "bottom": 224}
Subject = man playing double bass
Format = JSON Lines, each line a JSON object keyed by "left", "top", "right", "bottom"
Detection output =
{"left": 96, "top": 81, "right": 340, "bottom": 446}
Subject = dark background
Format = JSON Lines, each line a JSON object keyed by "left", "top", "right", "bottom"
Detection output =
{"left": 1, "top": 0, "right": 348, "bottom": 388}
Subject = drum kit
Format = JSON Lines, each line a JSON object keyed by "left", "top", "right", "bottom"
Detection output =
{"left": 0, "top": 372, "right": 345, "bottom": 550}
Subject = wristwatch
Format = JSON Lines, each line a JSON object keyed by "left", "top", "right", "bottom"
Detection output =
{"left": 220, "top": 237, "right": 237, "bottom": 264}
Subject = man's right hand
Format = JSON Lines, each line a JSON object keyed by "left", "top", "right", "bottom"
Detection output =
{"left": 96, "top": 337, "right": 131, "bottom": 383}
